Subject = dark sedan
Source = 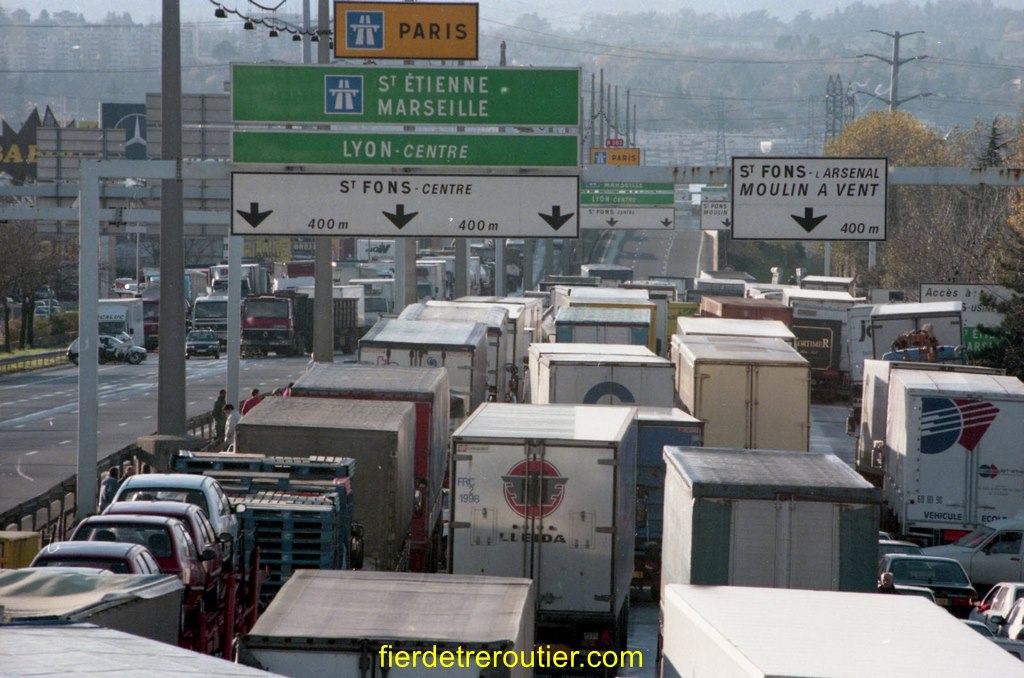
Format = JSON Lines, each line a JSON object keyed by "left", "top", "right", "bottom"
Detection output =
{"left": 185, "top": 330, "right": 221, "bottom": 359}
{"left": 880, "top": 553, "right": 978, "bottom": 618}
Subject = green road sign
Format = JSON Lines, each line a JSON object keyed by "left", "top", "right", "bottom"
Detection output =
{"left": 232, "top": 131, "right": 579, "bottom": 168}
{"left": 582, "top": 182, "right": 674, "bottom": 192}
{"left": 579, "top": 192, "right": 674, "bottom": 206}
{"left": 231, "top": 64, "right": 580, "bottom": 126}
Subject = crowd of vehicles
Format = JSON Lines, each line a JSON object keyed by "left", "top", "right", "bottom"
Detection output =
{"left": 8, "top": 261, "right": 1024, "bottom": 672}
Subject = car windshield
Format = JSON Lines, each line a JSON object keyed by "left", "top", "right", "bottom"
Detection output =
{"left": 956, "top": 526, "right": 995, "bottom": 548}
{"left": 188, "top": 332, "right": 217, "bottom": 342}
{"left": 74, "top": 525, "right": 174, "bottom": 558}
{"left": 120, "top": 488, "right": 209, "bottom": 515}
{"left": 889, "top": 558, "right": 971, "bottom": 586}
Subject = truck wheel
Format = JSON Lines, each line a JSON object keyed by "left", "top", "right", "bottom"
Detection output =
{"left": 214, "top": 352, "right": 220, "bottom": 360}
{"left": 128, "top": 352, "right": 143, "bottom": 365}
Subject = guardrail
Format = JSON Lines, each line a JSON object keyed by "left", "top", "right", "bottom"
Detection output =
{"left": 0, "top": 350, "right": 66, "bottom": 375}
{"left": 0, "top": 412, "right": 216, "bottom": 540}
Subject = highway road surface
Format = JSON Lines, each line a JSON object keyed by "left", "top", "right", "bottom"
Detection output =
{"left": 0, "top": 354, "right": 312, "bottom": 515}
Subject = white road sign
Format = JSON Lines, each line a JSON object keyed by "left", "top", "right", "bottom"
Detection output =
{"left": 231, "top": 172, "right": 578, "bottom": 238}
{"left": 700, "top": 200, "right": 731, "bottom": 231}
{"left": 581, "top": 206, "right": 675, "bottom": 230}
{"left": 731, "top": 156, "right": 887, "bottom": 241}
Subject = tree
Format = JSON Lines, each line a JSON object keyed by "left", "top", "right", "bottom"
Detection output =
{"left": 973, "top": 116, "right": 1024, "bottom": 377}
{"left": 0, "top": 219, "right": 71, "bottom": 349}
{"left": 824, "top": 111, "right": 1014, "bottom": 292}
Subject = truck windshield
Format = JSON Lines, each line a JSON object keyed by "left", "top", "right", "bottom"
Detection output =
{"left": 194, "top": 301, "right": 227, "bottom": 319}
{"left": 244, "top": 300, "right": 289, "bottom": 318}
{"left": 955, "top": 526, "right": 995, "bottom": 548}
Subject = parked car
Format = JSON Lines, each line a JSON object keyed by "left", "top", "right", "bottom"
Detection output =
{"left": 69, "top": 514, "right": 214, "bottom": 593}
{"left": 879, "top": 539, "right": 923, "bottom": 559}
{"left": 67, "top": 334, "right": 147, "bottom": 366}
{"left": 103, "top": 500, "right": 224, "bottom": 583}
{"left": 879, "top": 554, "right": 978, "bottom": 618}
{"left": 185, "top": 330, "right": 220, "bottom": 359}
{"left": 29, "top": 541, "right": 161, "bottom": 574}
{"left": 110, "top": 474, "right": 243, "bottom": 554}
{"left": 962, "top": 620, "right": 1024, "bottom": 661}
{"left": 970, "top": 582, "right": 1024, "bottom": 634}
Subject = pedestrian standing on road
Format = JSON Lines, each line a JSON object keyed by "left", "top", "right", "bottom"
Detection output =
{"left": 241, "top": 388, "right": 263, "bottom": 415}
{"left": 97, "top": 466, "right": 120, "bottom": 512}
{"left": 221, "top": 404, "right": 239, "bottom": 452}
{"left": 212, "top": 389, "right": 227, "bottom": 447}
{"left": 122, "top": 465, "right": 136, "bottom": 483}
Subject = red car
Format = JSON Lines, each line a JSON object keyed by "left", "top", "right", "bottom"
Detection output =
{"left": 103, "top": 501, "right": 224, "bottom": 586}
{"left": 69, "top": 514, "right": 213, "bottom": 594}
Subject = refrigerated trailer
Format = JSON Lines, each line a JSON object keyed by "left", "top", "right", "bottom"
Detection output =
{"left": 450, "top": 403, "right": 637, "bottom": 659}
{"left": 882, "top": 370, "right": 1024, "bottom": 545}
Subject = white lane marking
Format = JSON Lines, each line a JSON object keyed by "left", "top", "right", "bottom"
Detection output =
{"left": 26, "top": 450, "right": 39, "bottom": 456}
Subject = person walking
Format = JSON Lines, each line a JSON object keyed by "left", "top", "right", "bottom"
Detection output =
{"left": 212, "top": 389, "right": 227, "bottom": 448}
{"left": 221, "top": 404, "right": 240, "bottom": 452}
{"left": 97, "top": 466, "right": 120, "bottom": 512}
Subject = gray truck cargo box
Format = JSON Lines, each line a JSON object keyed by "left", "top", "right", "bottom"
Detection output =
{"left": 662, "top": 447, "right": 880, "bottom": 593}
{"left": 236, "top": 397, "right": 415, "bottom": 570}
{"left": 239, "top": 570, "right": 534, "bottom": 678}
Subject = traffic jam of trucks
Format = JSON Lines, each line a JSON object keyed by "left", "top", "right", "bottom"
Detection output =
{"left": 9, "top": 258, "right": 1024, "bottom": 675}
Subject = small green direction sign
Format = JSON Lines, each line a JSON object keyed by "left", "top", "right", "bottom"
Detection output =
{"left": 580, "top": 182, "right": 674, "bottom": 206}
{"left": 231, "top": 64, "right": 580, "bottom": 127}
{"left": 233, "top": 131, "right": 578, "bottom": 168}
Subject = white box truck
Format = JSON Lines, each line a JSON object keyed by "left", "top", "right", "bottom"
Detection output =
{"left": 676, "top": 317, "right": 795, "bottom": 344}
{"left": 671, "top": 335, "right": 811, "bottom": 451}
{"left": 661, "top": 446, "right": 879, "bottom": 592}
{"left": 360, "top": 318, "right": 489, "bottom": 419}
{"left": 238, "top": 570, "right": 534, "bottom": 678}
{"left": 400, "top": 302, "right": 510, "bottom": 403}
{"left": 527, "top": 343, "right": 656, "bottom": 405}
{"left": 534, "top": 351, "right": 675, "bottom": 407}
{"left": 97, "top": 297, "right": 145, "bottom": 344}
{"left": 870, "top": 300, "right": 964, "bottom": 361}
{"left": 661, "top": 584, "right": 1024, "bottom": 677}
{"left": 854, "top": 359, "right": 1004, "bottom": 483}
{"left": 882, "top": 370, "right": 1024, "bottom": 545}
{"left": 450, "top": 403, "right": 636, "bottom": 656}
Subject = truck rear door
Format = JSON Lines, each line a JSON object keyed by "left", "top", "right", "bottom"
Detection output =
{"left": 453, "top": 441, "right": 613, "bottom": 616}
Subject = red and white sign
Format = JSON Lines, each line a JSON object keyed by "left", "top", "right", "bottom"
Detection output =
{"left": 606, "top": 138, "right": 625, "bottom": 147}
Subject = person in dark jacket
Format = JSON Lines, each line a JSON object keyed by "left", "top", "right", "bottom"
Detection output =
{"left": 212, "top": 389, "right": 227, "bottom": 446}
{"left": 97, "top": 466, "right": 120, "bottom": 512}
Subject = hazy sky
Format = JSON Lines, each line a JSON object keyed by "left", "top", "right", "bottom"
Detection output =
{"left": 9, "top": 0, "right": 914, "bottom": 27}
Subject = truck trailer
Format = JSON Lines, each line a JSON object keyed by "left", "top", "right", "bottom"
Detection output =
{"left": 661, "top": 584, "right": 1023, "bottom": 677}
{"left": 671, "top": 335, "right": 811, "bottom": 451}
{"left": 235, "top": 397, "right": 415, "bottom": 571}
{"left": 400, "top": 303, "right": 510, "bottom": 403}
{"left": 97, "top": 297, "right": 145, "bottom": 344}
{"left": 360, "top": 318, "right": 489, "bottom": 420}
{"left": 533, "top": 350, "right": 675, "bottom": 408}
{"left": 882, "top": 369, "right": 1024, "bottom": 545}
{"left": 449, "top": 403, "right": 636, "bottom": 660}
{"left": 661, "top": 447, "right": 880, "bottom": 592}
{"left": 527, "top": 343, "right": 656, "bottom": 405}
{"left": 633, "top": 408, "right": 703, "bottom": 600}
{"left": 289, "top": 364, "right": 450, "bottom": 573}
{"left": 238, "top": 571, "right": 534, "bottom": 678}
{"left": 853, "top": 359, "right": 1004, "bottom": 483}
